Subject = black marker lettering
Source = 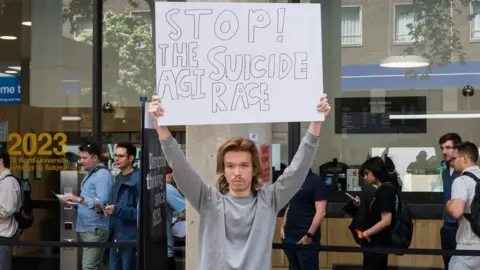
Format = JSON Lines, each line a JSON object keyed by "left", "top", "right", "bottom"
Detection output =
{"left": 258, "top": 83, "right": 270, "bottom": 111}
{"left": 268, "top": 54, "right": 275, "bottom": 78}
{"left": 231, "top": 83, "right": 249, "bottom": 110}
{"left": 157, "top": 70, "right": 179, "bottom": 100}
{"left": 251, "top": 56, "right": 267, "bottom": 78}
{"left": 214, "top": 10, "right": 239, "bottom": 41}
{"left": 188, "top": 42, "right": 199, "bottom": 68}
{"left": 244, "top": 54, "right": 251, "bottom": 80}
{"left": 214, "top": 83, "right": 271, "bottom": 112}
{"left": 225, "top": 54, "right": 243, "bottom": 81}
{"left": 176, "top": 69, "right": 205, "bottom": 99}
{"left": 279, "top": 53, "right": 292, "bottom": 80}
{"left": 207, "top": 46, "right": 227, "bottom": 81}
{"left": 294, "top": 52, "right": 308, "bottom": 79}
{"left": 166, "top": 9, "right": 182, "bottom": 41}
{"left": 157, "top": 44, "right": 169, "bottom": 67}
{"left": 248, "top": 10, "right": 271, "bottom": 43}
{"left": 177, "top": 69, "right": 193, "bottom": 98}
{"left": 212, "top": 83, "right": 228, "bottom": 113}
{"left": 192, "top": 69, "right": 205, "bottom": 99}
{"left": 184, "top": 9, "right": 213, "bottom": 39}
{"left": 246, "top": 83, "right": 269, "bottom": 111}
{"left": 173, "top": 43, "right": 188, "bottom": 67}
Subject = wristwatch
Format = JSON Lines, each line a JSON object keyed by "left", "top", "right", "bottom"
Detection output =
{"left": 306, "top": 232, "right": 313, "bottom": 239}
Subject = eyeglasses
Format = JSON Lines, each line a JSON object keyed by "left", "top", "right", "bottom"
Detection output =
{"left": 114, "top": 154, "right": 127, "bottom": 159}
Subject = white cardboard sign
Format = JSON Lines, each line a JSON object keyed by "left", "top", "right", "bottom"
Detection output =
{"left": 154, "top": 2, "right": 323, "bottom": 126}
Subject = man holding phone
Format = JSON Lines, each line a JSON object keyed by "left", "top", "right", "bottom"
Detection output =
{"left": 280, "top": 169, "right": 328, "bottom": 270}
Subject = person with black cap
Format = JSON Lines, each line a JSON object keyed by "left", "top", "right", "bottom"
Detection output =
{"left": 0, "top": 149, "right": 21, "bottom": 270}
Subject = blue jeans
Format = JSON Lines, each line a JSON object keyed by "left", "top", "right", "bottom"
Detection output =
{"left": 282, "top": 237, "right": 319, "bottom": 270}
{"left": 449, "top": 255, "right": 480, "bottom": 270}
{"left": 109, "top": 247, "right": 136, "bottom": 270}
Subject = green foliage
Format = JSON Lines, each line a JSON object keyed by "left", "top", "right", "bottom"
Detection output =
{"left": 74, "top": 10, "right": 155, "bottom": 106}
{"left": 403, "top": 0, "right": 478, "bottom": 78}
{"left": 63, "top": 0, "right": 479, "bottom": 82}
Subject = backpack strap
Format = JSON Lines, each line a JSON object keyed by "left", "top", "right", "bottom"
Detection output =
{"left": 81, "top": 166, "right": 109, "bottom": 188}
{"left": 3, "top": 174, "right": 22, "bottom": 191}
{"left": 462, "top": 171, "right": 480, "bottom": 182}
{"left": 461, "top": 171, "right": 479, "bottom": 223}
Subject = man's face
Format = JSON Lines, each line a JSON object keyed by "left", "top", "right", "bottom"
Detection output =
{"left": 114, "top": 147, "right": 132, "bottom": 170}
{"left": 450, "top": 153, "right": 465, "bottom": 172}
{"left": 440, "top": 140, "right": 456, "bottom": 162}
{"left": 79, "top": 151, "right": 98, "bottom": 170}
{"left": 223, "top": 150, "right": 253, "bottom": 194}
{"left": 166, "top": 172, "right": 173, "bottom": 184}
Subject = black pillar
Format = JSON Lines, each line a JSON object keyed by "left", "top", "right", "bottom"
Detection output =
{"left": 92, "top": 0, "right": 103, "bottom": 143}
{"left": 287, "top": 0, "right": 301, "bottom": 163}
{"left": 288, "top": 123, "right": 301, "bottom": 163}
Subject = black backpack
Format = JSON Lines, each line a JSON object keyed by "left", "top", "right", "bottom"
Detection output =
{"left": 383, "top": 183, "right": 414, "bottom": 252}
{"left": 5, "top": 174, "right": 34, "bottom": 230}
{"left": 461, "top": 171, "right": 480, "bottom": 237}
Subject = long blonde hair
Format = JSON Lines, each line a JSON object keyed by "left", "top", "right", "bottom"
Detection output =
{"left": 216, "top": 137, "right": 262, "bottom": 196}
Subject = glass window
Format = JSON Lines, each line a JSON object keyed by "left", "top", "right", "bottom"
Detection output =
{"left": 394, "top": 4, "right": 415, "bottom": 43}
{"left": 302, "top": 0, "right": 480, "bottom": 199}
{"left": 73, "top": 16, "right": 93, "bottom": 37}
{"left": 131, "top": 10, "right": 153, "bottom": 28}
{"left": 0, "top": 0, "right": 96, "bottom": 265}
{"left": 472, "top": 1, "right": 480, "bottom": 40}
{"left": 341, "top": 6, "right": 362, "bottom": 46}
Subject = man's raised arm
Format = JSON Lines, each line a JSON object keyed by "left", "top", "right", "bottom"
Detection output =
{"left": 268, "top": 95, "right": 330, "bottom": 213}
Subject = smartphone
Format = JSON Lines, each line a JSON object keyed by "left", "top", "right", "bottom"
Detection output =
{"left": 345, "top": 192, "right": 355, "bottom": 200}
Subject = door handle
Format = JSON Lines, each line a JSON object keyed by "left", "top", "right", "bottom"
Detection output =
{"left": 62, "top": 239, "right": 75, "bottom": 250}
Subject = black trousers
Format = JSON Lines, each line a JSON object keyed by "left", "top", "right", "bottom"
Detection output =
{"left": 168, "top": 256, "right": 176, "bottom": 270}
{"left": 363, "top": 251, "right": 388, "bottom": 270}
{"left": 440, "top": 226, "right": 457, "bottom": 270}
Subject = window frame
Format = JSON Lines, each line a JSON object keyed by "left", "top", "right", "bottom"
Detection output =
{"left": 341, "top": 5, "right": 363, "bottom": 47}
{"left": 393, "top": 3, "right": 416, "bottom": 45}
{"left": 470, "top": 1, "right": 480, "bottom": 42}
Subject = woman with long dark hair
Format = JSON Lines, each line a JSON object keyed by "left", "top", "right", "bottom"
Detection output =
{"left": 352, "top": 157, "right": 398, "bottom": 270}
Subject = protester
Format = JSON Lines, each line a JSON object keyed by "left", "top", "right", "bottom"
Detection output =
{"left": 148, "top": 94, "right": 330, "bottom": 270}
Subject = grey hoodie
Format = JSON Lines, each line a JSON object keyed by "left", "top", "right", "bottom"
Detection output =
{"left": 0, "top": 169, "right": 21, "bottom": 237}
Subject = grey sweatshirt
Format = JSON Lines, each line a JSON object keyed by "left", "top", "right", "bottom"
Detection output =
{"left": 161, "top": 132, "right": 319, "bottom": 270}
{"left": 0, "top": 169, "right": 21, "bottom": 238}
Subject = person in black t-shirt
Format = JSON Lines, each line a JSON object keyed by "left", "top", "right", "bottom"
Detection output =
{"left": 350, "top": 157, "right": 398, "bottom": 270}
{"left": 280, "top": 169, "right": 328, "bottom": 270}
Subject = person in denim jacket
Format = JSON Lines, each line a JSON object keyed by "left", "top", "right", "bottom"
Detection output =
{"left": 106, "top": 142, "right": 140, "bottom": 270}
{"left": 64, "top": 142, "right": 113, "bottom": 270}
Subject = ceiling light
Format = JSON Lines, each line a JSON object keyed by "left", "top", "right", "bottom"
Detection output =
{"left": 22, "top": 21, "right": 31, "bottom": 26}
{"left": 5, "top": 70, "right": 17, "bottom": 74}
{"left": 7, "top": 66, "right": 21, "bottom": 71}
{"left": 61, "top": 116, "right": 82, "bottom": 121}
{"left": 379, "top": 55, "right": 430, "bottom": 68}
{"left": 0, "top": 36, "right": 17, "bottom": 40}
{"left": 389, "top": 113, "right": 480, "bottom": 120}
